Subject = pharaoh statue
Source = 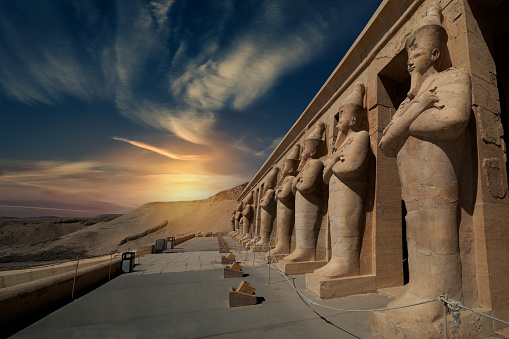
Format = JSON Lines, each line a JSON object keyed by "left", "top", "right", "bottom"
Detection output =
{"left": 284, "top": 122, "right": 326, "bottom": 262}
{"left": 313, "top": 82, "right": 370, "bottom": 278}
{"left": 233, "top": 201, "right": 243, "bottom": 238}
{"left": 256, "top": 167, "right": 280, "bottom": 246}
{"left": 230, "top": 212, "right": 235, "bottom": 233}
{"left": 272, "top": 144, "right": 301, "bottom": 256}
{"left": 376, "top": 3, "right": 472, "bottom": 329}
{"left": 240, "top": 191, "right": 255, "bottom": 243}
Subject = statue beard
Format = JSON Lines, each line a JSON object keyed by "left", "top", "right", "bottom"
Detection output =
{"left": 334, "top": 131, "right": 346, "bottom": 152}
{"left": 407, "top": 71, "right": 424, "bottom": 99}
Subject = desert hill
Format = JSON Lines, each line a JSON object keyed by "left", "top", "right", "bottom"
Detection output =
{"left": 0, "top": 183, "right": 247, "bottom": 263}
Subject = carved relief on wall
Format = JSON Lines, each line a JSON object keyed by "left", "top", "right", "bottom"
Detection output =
{"left": 483, "top": 158, "right": 508, "bottom": 199}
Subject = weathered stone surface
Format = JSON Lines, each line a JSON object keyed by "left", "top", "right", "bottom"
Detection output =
{"left": 221, "top": 256, "right": 235, "bottom": 265}
{"left": 228, "top": 287, "right": 257, "bottom": 308}
{"left": 376, "top": 3, "right": 473, "bottom": 337}
{"left": 483, "top": 158, "right": 508, "bottom": 199}
{"left": 313, "top": 82, "right": 370, "bottom": 280}
{"left": 306, "top": 274, "right": 376, "bottom": 299}
{"left": 256, "top": 167, "right": 279, "bottom": 246}
{"left": 277, "top": 260, "right": 327, "bottom": 275}
{"left": 284, "top": 122, "right": 325, "bottom": 263}
{"left": 236, "top": 280, "right": 255, "bottom": 295}
{"left": 224, "top": 267, "right": 243, "bottom": 279}
{"left": 230, "top": 262, "right": 243, "bottom": 271}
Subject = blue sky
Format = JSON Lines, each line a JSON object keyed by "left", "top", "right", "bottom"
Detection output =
{"left": 0, "top": 0, "right": 381, "bottom": 217}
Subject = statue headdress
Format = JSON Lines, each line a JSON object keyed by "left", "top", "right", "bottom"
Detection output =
{"left": 341, "top": 82, "right": 365, "bottom": 110}
{"left": 406, "top": 3, "right": 447, "bottom": 50}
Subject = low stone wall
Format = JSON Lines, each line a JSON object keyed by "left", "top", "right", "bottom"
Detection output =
{"left": 1, "top": 233, "right": 196, "bottom": 334}
{"left": 0, "top": 255, "right": 118, "bottom": 289}
{"left": 175, "top": 234, "right": 195, "bottom": 245}
{"left": 0, "top": 257, "right": 122, "bottom": 334}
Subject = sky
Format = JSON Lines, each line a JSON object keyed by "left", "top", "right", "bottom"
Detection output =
{"left": 0, "top": 0, "right": 381, "bottom": 218}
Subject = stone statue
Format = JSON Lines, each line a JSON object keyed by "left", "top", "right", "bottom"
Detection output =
{"left": 230, "top": 212, "right": 236, "bottom": 233}
{"left": 234, "top": 201, "right": 243, "bottom": 237}
{"left": 377, "top": 3, "right": 472, "bottom": 327}
{"left": 272, "top": 144, "right": 301, "bottom": 255}
{"left": 284, "top": 122, "right": 325, "bottom": 262}
{"left": 240, "top": 191, "right": 254, "bottom": 242}
{"left": 256, "top": 167, "right": 280, "bottom": 246}
{"left": 313, "top": 82, "right": 370, "bottom": 278}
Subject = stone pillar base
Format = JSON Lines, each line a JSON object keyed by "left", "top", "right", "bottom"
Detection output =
{"left": 277, "top": 260, "right": 327, "bottom": 275}
{"left": 251, "top": 244, "right": 273, "bottom": 252}
{"left": 370, "top": 305, "right": 494, "bottom": 338}
{"left": 305, "top": 274, "right": 376, "bottom": 299}
{"left": 266, "top": 253, "right": 288, "bottom": 263}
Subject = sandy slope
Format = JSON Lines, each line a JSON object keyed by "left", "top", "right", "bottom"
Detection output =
{"left": 0, "top": 183, "right": 246, "bottom": 262}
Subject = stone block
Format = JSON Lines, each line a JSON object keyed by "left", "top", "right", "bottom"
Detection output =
{"left": 228, "top": 287, "right": 257, "bottom": 308}
{"left": 251, "top": 244, "right": 272, "bottom": 252}
{"left": 230, "top": 262, "right": 243, "bottom": 271}
{"left": 471, "top": 74, "right": 501, "bottom": 115}
{"left": 267, "top": 253, "right": 287, "bottom": 264}
{"left": 278, "top": 260, "right": 327, "bottom": 275}
{"left": 370, "top": 305, "right": 494, "bottom": 338}
{"left": 224, "top": 267, "right": 244, "bottom": 279}
{"left": 236, "top": 280, "right": 255, "bottom": 295}
{"left": 221, "top": 256, "right": 235, "bottom": 265}
{"left": 305, "top": 274, "right": 377, "bottom": 299}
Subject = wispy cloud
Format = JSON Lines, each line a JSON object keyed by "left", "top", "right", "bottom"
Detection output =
{"left": 0, "top": 204, "right": 94, "bottom": 213}
{"left": 112, "top": 136, "right": 205, "bottom": 160}
{"left": 0, "top": 158, "right": 247, "bottom": 217}
{"left": 0, "top": 0, "right": 332, "bottom": 144}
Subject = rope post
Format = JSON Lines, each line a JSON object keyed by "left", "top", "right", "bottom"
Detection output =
{"left": 268, "top": 259, "right": 271, "bottom": 285}
{"left": 442, "top": 293, "right": 448, "bottom": 339}
{"left": 71, "top": 255, "right": 80, "bottom": 300}
{"left": 108, "top": 254, "right": 113, "bottom": 280}
{"left": 252, "top": 251, "right": 255, "bottom": 268}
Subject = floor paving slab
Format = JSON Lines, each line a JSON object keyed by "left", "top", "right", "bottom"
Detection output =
{"left": 12, "top": 237, "right": 391, "bottom": 338}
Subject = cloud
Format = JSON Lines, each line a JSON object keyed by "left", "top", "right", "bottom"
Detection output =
{"left": 0, "top": 158, "right": 247, "bottom": 217}
{"left": 0, "top": 204, "right": 94, "bottom": 214}
{"left": 112, "top": 136, "right": 206, "bottom": 160}
{"left": 0, "top": 0, "right": 333, "bottom": 146}
{"left": 169, "top": 5, "right": 328, "bottom": 113}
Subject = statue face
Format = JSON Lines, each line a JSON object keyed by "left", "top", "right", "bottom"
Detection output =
{"left": 301, "top": 139, "right": 320, "bottom": 160}
{"left": 336, "top": 105, "right": 358, "bottom": 133}
{"left": 407, "top": 40, "right": 439, "bottom": 76}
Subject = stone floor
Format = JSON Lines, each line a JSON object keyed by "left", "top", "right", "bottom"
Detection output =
{"left": 12, "top": 237, "right": 395, "bottom": 338}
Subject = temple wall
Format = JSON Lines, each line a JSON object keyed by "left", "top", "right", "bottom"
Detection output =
{"left": 237, "top": 0, "right": 509, "bottom": 333}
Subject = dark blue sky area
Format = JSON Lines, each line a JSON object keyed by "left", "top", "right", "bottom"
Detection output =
{"left": 0, "top": 0, "right": 381, "bottom": 217}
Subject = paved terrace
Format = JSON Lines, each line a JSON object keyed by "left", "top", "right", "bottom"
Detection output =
{"left": 13, "top": 237, "right": 393, "bottom": 338}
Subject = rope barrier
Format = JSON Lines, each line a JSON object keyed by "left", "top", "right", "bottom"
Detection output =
{"left": 266, "top": 243, "right": 439, "bottom": 312}
{"left": 437, "top": 295, "right": 509, "bottom": 327}
{"left": 263, "top": 242, "right": 509, "bottom": 331}
{"left": 71, "top": 255, "right": 80, "bottom": 300}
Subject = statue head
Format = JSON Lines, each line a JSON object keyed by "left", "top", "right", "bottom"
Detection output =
{"left": 245, "top": 191, "right": 254, "bottom": 204}
{"left": 264, "top": 166, "right": 280, "bottom": 190}
{"left": 236, "top": 201, "right": 244, "bottom": 212}
{"left": 337, "top": 82, "right": 365, "bottom": 133}
{"left": 280, "top": 144, "right": 300, "bottom": 179}
{"left": 302, "top": 122, "right": 325, "bottom": 161}
{"left": 405, "top": 3, "right": 447, "bottom": 98}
